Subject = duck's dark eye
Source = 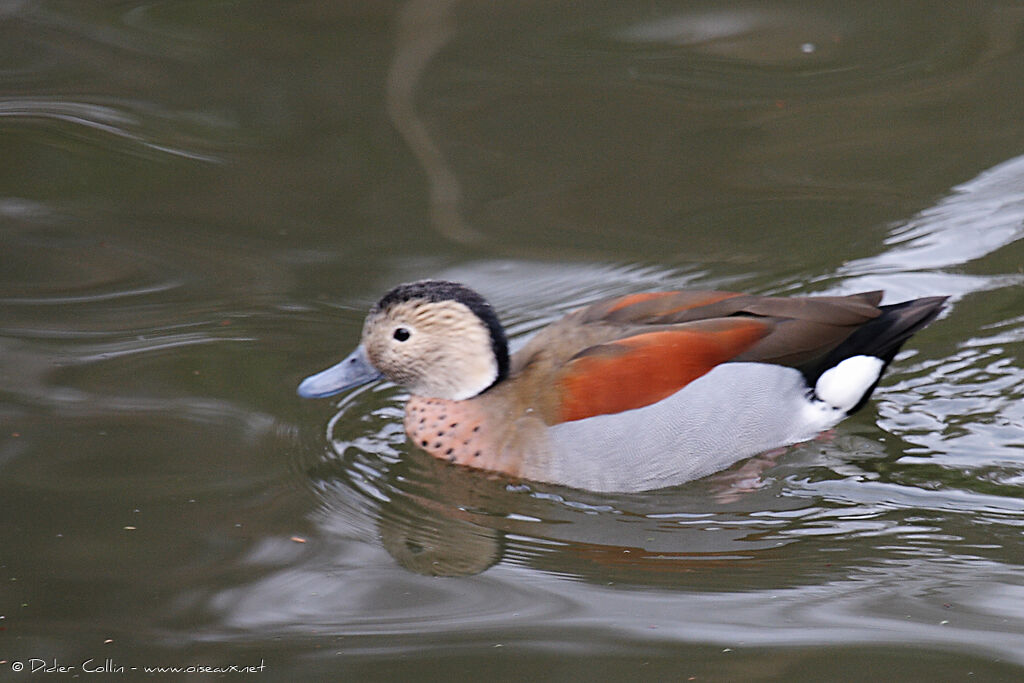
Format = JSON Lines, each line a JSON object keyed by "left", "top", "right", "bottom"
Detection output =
{"left": 393, "top": 327, "right": 411, "bottom": 342}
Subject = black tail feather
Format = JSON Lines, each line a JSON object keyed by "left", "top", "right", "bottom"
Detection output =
{"left": 801, "top": 295, "right": 947, "bottom": 414}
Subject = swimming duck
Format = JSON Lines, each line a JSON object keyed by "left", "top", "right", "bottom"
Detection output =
{"left": 299, "top": 280, "right": 946, "bottom": 493}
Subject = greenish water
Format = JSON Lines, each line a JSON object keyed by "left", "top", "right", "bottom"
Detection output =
{"left": 2, "top": 1, "right": 1023, "bottom": 680}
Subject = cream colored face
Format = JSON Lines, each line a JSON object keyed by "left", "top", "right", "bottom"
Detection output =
{"left": 361, "top": 298, "right": 499, "bottom": 400}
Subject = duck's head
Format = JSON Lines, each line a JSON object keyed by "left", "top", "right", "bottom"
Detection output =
{"left": 297, "top": 280, "right": 510, "bottom": 400}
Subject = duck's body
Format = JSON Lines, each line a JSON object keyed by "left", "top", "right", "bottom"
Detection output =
{"left": 299, "top": 281, "right": 946, "bottom": 493}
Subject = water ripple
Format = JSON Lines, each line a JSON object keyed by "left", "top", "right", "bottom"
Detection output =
{"left": 0, "top": 216, "right": 293, "bottom": 335}
{"left": 198, "top": 556, "right": 573, "bottom": 638}
{"left": 0, "top": 97, "right": 220, "bottom": 162}
{"left": 839, "top": 153, "right": 1024, "bottom": 280}
{"left": 580, "top": 561, "right": 1024, "bottom": 665}
{"left": 592, "top": 5, "right": 992, "bottom": 96}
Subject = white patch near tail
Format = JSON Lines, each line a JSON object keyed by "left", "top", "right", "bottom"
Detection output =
{"left": 814, "top": 355, "right": 885, "bottom": 413}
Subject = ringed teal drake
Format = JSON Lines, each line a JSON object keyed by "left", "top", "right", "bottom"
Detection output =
{"left": 298, "top": 280, "right": 946, "bottom": 493}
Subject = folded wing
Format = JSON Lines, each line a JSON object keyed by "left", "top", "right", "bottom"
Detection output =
{"left": 550, "top": 289, "right": 888, "bottom": 423}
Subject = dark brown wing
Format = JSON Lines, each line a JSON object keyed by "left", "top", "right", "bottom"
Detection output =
{"left": 538, "top": 289, "right": 891, "bottom": 423}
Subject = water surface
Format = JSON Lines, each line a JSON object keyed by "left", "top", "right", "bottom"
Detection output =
{"left": 2, "top": 1, "right": 1023, "bottom": 680}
